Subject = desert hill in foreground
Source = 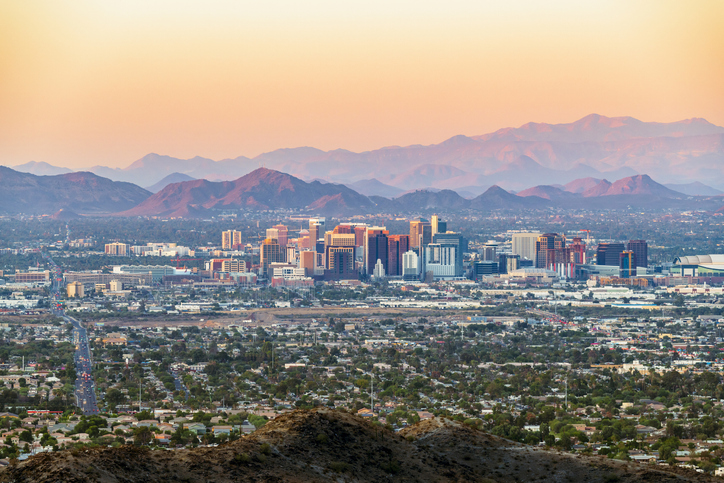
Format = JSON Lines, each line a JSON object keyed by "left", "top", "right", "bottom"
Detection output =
{"left": 0, "top": 409, "right": 715, "bottom": 483}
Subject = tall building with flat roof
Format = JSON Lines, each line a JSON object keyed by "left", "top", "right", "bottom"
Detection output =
{"left": 299, "top": 251, "right": 315, "bottom": 276}
{"left": 535, "top": 233, "right": 565, "bottom": 269}
{"left": 260, "top": 238, "right": 284, "bottom": 276}
{"left": 596, "top": 242, "right": 625, "bottom": 266}
{"left": 308, "top": 218, "right": 326, "bottom": 247}
{"left": 620, "top": 250, "right": 636, "bottom": 278}
{"left": 512, "top": 233, "right": 541, "bottom": 262}
{"left": 627, "top": 240, "right": 648, "bottom": 268}
{"left": 222, "top": 230, "right": 242, "bottom": 250}
{"left": 402, "top": 250, "right": 419, "bottom": 280}
{"left": 273, "top": 225, "right": 288, "bottom": 247}
{"left": 364, "top": 227, "right": 389, "bottom": 275}
{"left": 432, "top": 232, "right": 465, "bottom": 277}
{"left": 67, "top": 281, "right": 84, "bottom": 298}
{"left": 387, "top": 234, "right": 410, "bottom": 276}
{"left": 105, "top": 242, "right": 128, "bottom": 256}
{"left": 409, "top": 220, "right": 431, "bottom": 249}
{"left": 423, "top": 244, "right": 458, "bottom": 279}
{"left": 325, "top": 247, "right": 356, "bottom": 280}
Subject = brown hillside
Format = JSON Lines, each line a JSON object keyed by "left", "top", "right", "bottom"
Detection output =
{"left": 0, "top": 409, "right": 716, "bottom": 483}
{"left": 118, "top": 168, "right": 374, "bottom": 217}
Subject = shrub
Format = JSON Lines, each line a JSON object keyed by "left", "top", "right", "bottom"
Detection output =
{"left": 234, "top": 453, "right": 251, "bottom": 464}
{"left": 329, "top": 461, "right": 350, "bottom": 473}
{"left": 381, "top": 460, "right": 401, "bottom": 474}
{"left": 316, "top": 433, "right": 329, "bottom": 444}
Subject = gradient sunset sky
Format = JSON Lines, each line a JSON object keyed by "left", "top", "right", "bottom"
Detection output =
{"left": 1, "top": 1, "right": 722, "bottom": 169}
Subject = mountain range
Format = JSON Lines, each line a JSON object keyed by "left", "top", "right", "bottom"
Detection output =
{"left": 119, "top": 169, "right": 724, "bottom": 218}
{"left": 118, "top": 168, "right": 375, "bottom": 217}
{"left": 0, "top": 167, "right": 150, "bottom": 215}
{"left": 7, "top": 114, "right": 724, "bottom": 193}
{"left": 2, "top": 165, "right": 724, "bottom": 217}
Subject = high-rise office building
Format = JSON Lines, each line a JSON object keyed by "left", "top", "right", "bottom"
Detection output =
{"left": 498, "top": 254, "right": 520, "bottom": 274}
{"left": 512, "top": 233, "right": 541, "bottom": 262}
{"left": 432, "top": 232, "right": 465, "bottom": 277}
{"left": 266, "top": 228, "right": 279, "bottom": 243}
{"left": 299, "top": 251, "right": 315, "bottom": 276}
{"left": 324, "top": 233, "right": 355, "bottom": 269}
{"left": 409, "top": 220, "right": 432, "bottom": 249}
{"left": 620, "top": 250, "right": 636, "bottom": 278}
{"left": 423, "top": 243, "right": 458, "bottom": 279}
{"left": 402, "top": 250, "right": 419, "bottom": 280}
{"left": 364, "top": 227, "right": 389, "bottom": 275}
{"left": 627, "top": 240, "right": 648, "bottom": 268}
{"left": 431, "top": 215, "right": 447, "bottom": 235}
{"left": 387, "top": 234, "right": 410, "bottom": 276}
{"left": 535, "top": 233, "right": 566, "bottom": 268}
{"left": 286, "top": 246, "right": 297, "bottom": 265}
{"left": 431, "top": 215, "right": 440, "bottom": 236}
{"left": 333, "top": 223, "right": 368, "bottom": 247}
{"left": 260, "top": 238, "right": 284, "bottom": 276}
{"left": 480, "top": 242, "right": 497, "bottom": 262}
{"left": 324, "top": 232, "right": 356, "bottom": 249}
{"left": 569, "top": 237, "right": 587, "bottom": 264}
{"left": 273, "top": 224, "right": 288, "bottom": 247}
{"left": 326, "top": 246, "right": 356, "bottom": 280}
{"left": 222, "top": 230, "right": 242, "bottom": 250}
{"left": 353, "top": 225, "right": 367, "bottom": 247}
{"left": 473, "top": 261, "right": 498, "bottom": 280}
{"left": 308, "top": 218, "right": 325, "bottom": 247}
{"left": 596, "top": 242, "right": 625, "bottom": 266}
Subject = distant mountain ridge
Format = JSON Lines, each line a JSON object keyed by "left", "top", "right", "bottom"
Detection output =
{"left": 10, "top": 114, "right": 724, "bottom": 191}
{"left": 518, "top": 174, "right": 685, "bottom": 199}
{"left": 145, "top": 172, "right": 196, "bottom": 193}
{"left": 1, "top": 164, "right": 722, "bottom": 216}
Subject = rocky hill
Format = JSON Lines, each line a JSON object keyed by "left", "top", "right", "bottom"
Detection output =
{"left": 0, "top": 409, "right": 715, "bottom": 483}
{"left": 0, "top": 167, "right": 151, "bottom": 215}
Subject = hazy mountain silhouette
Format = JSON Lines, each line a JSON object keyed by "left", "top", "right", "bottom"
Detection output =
{"left": 145, "top": 172, "right": 196, "bottom": 193}
{"left": 0, "top": 167, "right": 150, "bottom": 215}
{"left": 20, "top": 114, "right": 724, "bottom": 190}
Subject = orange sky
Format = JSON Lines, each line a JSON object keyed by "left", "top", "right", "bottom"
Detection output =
{"left": 1, "top": 1, "right": 722, "bottom": 169}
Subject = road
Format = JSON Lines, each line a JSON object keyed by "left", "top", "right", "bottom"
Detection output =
{"left": 44, "top": 252, "right": 100, "bottom": 415}
{"left": 68, "top": 314, "right": 100, "bottom": 415}
{"left": 171, "top": 370, "right": 190, "bottom": 400}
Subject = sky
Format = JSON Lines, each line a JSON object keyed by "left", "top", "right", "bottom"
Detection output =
{"left": 1, "top": 1, "right": 723, "bottom": 169}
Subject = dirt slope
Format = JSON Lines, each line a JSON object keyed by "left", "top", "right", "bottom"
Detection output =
{"left": 0, "top": 409, "right": 716, "bottom": 483}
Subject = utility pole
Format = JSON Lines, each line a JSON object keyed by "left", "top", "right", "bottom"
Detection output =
{"left": 139, "top": 380, "right": 142, "bottom": 411}
{"left": 564, "top": 376, "right": 568, "bottom": 410}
